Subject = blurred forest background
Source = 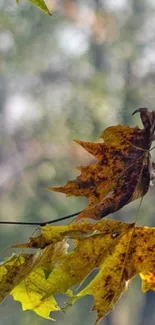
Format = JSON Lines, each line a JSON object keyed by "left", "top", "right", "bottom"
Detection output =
{"left": 1, "top": 0, "right": 155, "bottom": 324}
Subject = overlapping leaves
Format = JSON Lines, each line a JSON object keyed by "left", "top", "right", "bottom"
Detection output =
{"left": 1, "top": 219, "right": 155, "bottom": 321}
{"left": 1, "top": 108, "right": 155, "bottom": 322}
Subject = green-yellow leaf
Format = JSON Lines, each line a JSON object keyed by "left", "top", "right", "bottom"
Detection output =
{"left": 12, "top": 267, "right": 59, "bottom": 319}
{"left": 0, "top": 254, "right": 33, "bottom": 302}
{"left": 11, "top": 240, "right": 69, "bottom": 318}
{"left": 27, "top": 0, "right": 51, "bottom": 15}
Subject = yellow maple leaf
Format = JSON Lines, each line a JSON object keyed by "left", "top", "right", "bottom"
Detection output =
{"left": 0, "top": 254, "right": 33, "bottom": 302}
{"left": 11, "top": 267, "right": 59, "bottom": 319}
{"left": 4, "top": 219, "right": 155, "bottom": 321}
{"left": 0, "top": 241, "right": 68, "bottom": 319}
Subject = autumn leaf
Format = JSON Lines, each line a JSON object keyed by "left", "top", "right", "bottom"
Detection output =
{"left": 11, "top": 243, "right": 63, "bottom": 319}
{"left": 50, "top": 108, "right": 155, "bottom": 221}
{"left": 2, "top": 219, "right": 131, "bottom": 319}
{"left": 12, "top": 219, "right": 131, "bottom": 249}
{"left": 71, "top": 223, "right": 155, "bottom": 322}
{"left": 0, "top": 218, "right": 154, "bottom": 322}
{"left": 0, "top": 254, "right": 33, "bottom": 302}
{"left": 0, "top": 240, "right": 68, "bottom": 318}
{"left": 73, "top": 232, "right": 131, "bottom": 321}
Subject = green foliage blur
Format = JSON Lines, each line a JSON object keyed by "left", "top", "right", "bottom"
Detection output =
{"left": 1, "top": 0, "right": 155, "bottom": 324}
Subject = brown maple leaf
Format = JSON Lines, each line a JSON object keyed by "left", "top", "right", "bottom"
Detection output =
{"left": 50, "top": 108, "right": 155, "bottom": 220}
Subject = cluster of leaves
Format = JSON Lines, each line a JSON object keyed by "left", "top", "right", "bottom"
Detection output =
{"left": 1, "top": 108, "right": 155, "bottom": 322}
{"left": 1, "top": 219, "right": 155, "bottom": 321}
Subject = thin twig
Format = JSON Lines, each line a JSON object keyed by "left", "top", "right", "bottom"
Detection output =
{"left": 0, "top": 211, "right": 81, "bottom": 226}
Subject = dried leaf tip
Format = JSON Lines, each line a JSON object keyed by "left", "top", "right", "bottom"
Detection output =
{"left": 132, "top": 107, "right": 148, "bottom": 116}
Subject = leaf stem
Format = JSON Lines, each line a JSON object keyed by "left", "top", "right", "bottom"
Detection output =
{"left": 0, "top": 211, "right": 81, "bottom": 226}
